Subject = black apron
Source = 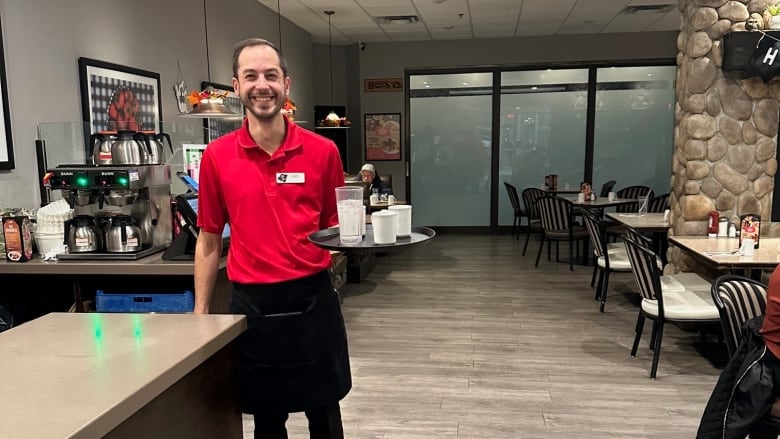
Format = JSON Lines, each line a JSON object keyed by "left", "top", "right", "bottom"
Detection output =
{"left": 230, "top": 270, "right": 351, "bottom": 414}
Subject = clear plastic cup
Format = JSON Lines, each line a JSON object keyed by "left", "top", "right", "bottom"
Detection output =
{"left": 335, "top": 186, "right": 365, "bottom": 245}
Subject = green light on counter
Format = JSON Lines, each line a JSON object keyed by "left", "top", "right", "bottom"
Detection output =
{"left": 132, "top": 314, "right": 142, "bottom": 339}
{"left": 76, "top": 176, "right": 89, "bottom": 187}
{"left": 117, "top": 176, "right": 129, "bottom": 186}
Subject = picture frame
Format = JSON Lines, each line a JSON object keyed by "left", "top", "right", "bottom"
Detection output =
{"left": 201, "top": 81, "right": 243, "bottom": 143}
{"left": 78, "top": 57, "right": 162, "bottom": 156}
{"left": 0, "top": 16, "right": 13, "bottom": 170}
{"left": 364, "top": 113, "right": 401, "bottom": 161}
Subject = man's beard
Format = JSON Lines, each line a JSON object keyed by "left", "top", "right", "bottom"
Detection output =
{"left": 241, "top": 91, "right": 284, "bottom": 121}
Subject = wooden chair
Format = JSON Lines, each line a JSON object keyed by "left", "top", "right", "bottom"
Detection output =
{"left": 534, "top": 195, "right": 588, "bottom": 271}
{"left": 521, "top": 187, "right": 545, "bottom": 256}
{"left": 503, "top": 182, "right": 524, "bottom": 239}
{"left": 623, "top": 236, "right": 719, "bottom": 379}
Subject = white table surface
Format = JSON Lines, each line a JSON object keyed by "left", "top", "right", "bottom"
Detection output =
{"left": 0, "top": 312, "right": 246, "bottom": 438}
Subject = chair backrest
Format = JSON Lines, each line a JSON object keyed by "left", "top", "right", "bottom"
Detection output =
{"left": 648, "top": 193, "right": 669, "bottom": 213}
{"left": 522, "top": 187, "right": 546, "bottom": 221}
{"left": 379, "top": 174, "right": 393, "bottom": 193}
{"left": 582, "top": 208, "right": 608, "bottom": 259}
{"left": 536, "top": 195, "right": 573, "bottom": 233}
{"left": 624, "top": 225, "right": 653, "bottom": 249}
{"left": 504, "top": 182, "right": 521, "bottom": 211}
{"left": 624, "top": 236, "right": 663, "bottom": 309}
{"left": 616, "top": 185, "right": 655, "bottom": 213}
{"left": 711, "top": 275, "right": 767, "bottom": 357}
{"left": 599, "top": 180, "right": 617, "bottom": 198}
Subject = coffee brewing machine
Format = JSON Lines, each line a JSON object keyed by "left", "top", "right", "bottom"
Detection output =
{"left": 46, "top": 164, "right": 173, "bottom": 260}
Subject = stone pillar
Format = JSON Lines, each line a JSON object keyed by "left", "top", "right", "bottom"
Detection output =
{"left": 670, "top": 0, "right": 779, "bottom": 272}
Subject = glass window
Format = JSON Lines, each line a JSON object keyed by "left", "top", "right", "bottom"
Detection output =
{"left": 592, "top": 66, "right": 676, "bottom": 197}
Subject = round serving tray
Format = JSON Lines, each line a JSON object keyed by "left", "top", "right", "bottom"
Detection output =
{"left": 309, "top": 225, "right": 435, "bottom": 252}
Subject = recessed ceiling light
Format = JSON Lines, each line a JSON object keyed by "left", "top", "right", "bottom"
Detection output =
{"left": 531, "top": 86, "right": 538, "bottom": 90}
{"left": 647, "top": 73, "right": 653, "bottom": 77}
{"left": 462, "top": 82, "right": 469, "bottom": 86}
{"left": 423, "top": 81, "right": 428, "bottom": 84}
{"left": 425, "top": 85, "right": 430, "bottom": 88}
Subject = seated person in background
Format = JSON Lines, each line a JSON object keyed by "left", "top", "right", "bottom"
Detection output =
{"left": 355, "top": 163, "right": 392, "bottom": 195}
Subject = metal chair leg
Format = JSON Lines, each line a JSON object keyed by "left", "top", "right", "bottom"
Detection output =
{"left": 599, "top": 270, "right": 611, "bottom": 313}
{"left": 535, "top": 237, "right": 545, "bottom": 267}
{"left": 649, "top": 321, "right": 665, "bottom": 379}
{"left": 631, "top": 313, "right": 645, "bottom": 357}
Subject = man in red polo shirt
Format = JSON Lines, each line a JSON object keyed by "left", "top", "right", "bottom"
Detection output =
{"left": 194, "top": 38, "right": 350, "bottom": 438}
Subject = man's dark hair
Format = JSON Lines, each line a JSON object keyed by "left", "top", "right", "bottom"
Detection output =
{"left": 232, "top": 38, "right": 288, "bottom": 78}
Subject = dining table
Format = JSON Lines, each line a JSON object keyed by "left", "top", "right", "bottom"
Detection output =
{"left": 668, "top": 236, "right": 780, "bottom": 279}
{"left": 606, "top": 212, "right": 671, "bottom": 264}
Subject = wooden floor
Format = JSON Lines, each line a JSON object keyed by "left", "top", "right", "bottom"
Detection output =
{"left": 243, "top": 234, "right": 722, "bottom": 438}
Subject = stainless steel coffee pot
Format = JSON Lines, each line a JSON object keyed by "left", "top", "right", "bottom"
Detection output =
{"left": 89, "top": 131, "right": 116, "bottom": 165}
{"left": 111, "top": 130, "right": 152, "bottom": 165}
{"left": 64, "top": 215, "right": 103, "bottom": 252}
{"left": 105, "top": 215, "right": 142, "bottom": 253}
{"left": 138, "top": 131, "right": 173, "bottom": 165}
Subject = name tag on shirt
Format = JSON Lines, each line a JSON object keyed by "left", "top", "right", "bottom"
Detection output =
{"left": 276, "top": 172, "right": 305, "bottom": 183}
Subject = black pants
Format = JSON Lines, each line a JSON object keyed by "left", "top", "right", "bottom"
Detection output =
{"left": 253, "top": 402, "right": 343, "bottom": 439}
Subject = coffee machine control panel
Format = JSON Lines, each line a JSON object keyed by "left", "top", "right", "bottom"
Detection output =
{"left": 49, "top": 169, "right": 131, "bottom": 190}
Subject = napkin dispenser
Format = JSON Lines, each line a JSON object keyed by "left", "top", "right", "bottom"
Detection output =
{"left": 738, "top": 213, "right": 760, "bottom": 249}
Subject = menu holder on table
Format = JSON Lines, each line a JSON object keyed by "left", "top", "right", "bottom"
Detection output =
{"left": 738, "top": 213, "right": 760, "bottom": 249}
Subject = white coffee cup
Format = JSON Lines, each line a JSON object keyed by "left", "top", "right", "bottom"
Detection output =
{"left": 388, "top": 204, "right": 412, "bottom": 237}
{"left": 388, "top": 195, "right": 396, "bottom": 205}
{"left": 369, "top": 194, "right": 379, "bottom": 205}
{"left": 741, "top": 238, "right": 755, "bottom": 256}
{"left": 371, "top": 210, "right": 398, "bottom": 244}
{"left": 608, "top": 191, "right": 616, "bottom": 202}
{"left": 577, "top": 193, "right": 585, "bottom": 203}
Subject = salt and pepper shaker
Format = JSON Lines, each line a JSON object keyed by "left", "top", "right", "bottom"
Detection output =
{"left": 729, "top": 223, "right": 737, "bottom": 238}
{"left": 718, "top": 218, "right": 728, "bottom": 237}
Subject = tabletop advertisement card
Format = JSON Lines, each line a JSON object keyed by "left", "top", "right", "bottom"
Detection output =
{"left": 738, "top": 213, "right": 760, "bottom": 249}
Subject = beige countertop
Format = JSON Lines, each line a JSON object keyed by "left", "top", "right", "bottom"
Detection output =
{"left": 0, "top": 312, "right": 246, "bottom": 438}
{"left": 0, "top": 252, "right": 227, "bottom": 276}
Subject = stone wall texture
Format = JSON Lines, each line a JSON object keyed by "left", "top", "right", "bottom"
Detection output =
{"left": 671, "top": 0, "right": 778, "bottom": 272}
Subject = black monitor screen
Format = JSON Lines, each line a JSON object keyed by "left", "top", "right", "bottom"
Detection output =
{"left": 176, "top": 193, "right": 230, "bottom": 240}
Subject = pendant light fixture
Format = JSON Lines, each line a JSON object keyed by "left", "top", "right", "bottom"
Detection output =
{"left": 180, "top": 0, "right": 240, "bottom": 119}
{"left": 323, "top": 10, "right": 342, "bottom": 125}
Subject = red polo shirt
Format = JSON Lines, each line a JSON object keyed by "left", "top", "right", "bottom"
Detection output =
{"left": 197, "top": 116, "right": 344, "bottom": 284}
{"left": 761, "top": 266, "right": 780, "bottom": 358}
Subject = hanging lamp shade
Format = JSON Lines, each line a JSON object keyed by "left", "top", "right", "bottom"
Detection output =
{"left": 179, "top": 0, "right": 240, "bottom": 119}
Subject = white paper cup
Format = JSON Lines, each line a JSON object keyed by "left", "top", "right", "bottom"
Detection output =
{"left": 608, "top": 191, "right": 616, "bottom": 201}
{"left": 371, "top": 210, "right": 398, "bottom": 244}
{"left": 336, "top": 186, "right": 364, "bottom": 245}
{"left": 388, "top": 205, "right": 412, "bottom": 237}
{"left": 577, "top": 193, "right": 585, "bottom": 203}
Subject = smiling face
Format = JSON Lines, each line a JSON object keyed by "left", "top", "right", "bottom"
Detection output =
{"left": 232, "top": 44, "right": 290, "bottom": 122}
{"left": 360, "top": 170, "right": 375, "bottom": 182}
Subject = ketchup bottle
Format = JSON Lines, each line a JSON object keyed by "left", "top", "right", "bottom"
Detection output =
{"left": 708, "top": 211, "right": 719, "bottom": 236}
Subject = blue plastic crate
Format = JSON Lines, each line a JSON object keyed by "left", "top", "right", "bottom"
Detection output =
{"left": 95, "top": 290, "right": 194, "bottom": 313}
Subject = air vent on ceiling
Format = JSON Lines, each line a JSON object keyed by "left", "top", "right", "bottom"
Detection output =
{"left": 621, "top": 4, "right": 674, "bottom": 14}
{"left": 375, "top": 15, "right": 420, "bottom": 25}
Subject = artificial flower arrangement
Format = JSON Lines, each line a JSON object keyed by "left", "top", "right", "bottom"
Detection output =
{"left": 281, "top": 96, "right": 298, "bottom": 120}
{"left": 186, "top": 89, "right": 230, "bottom": 107}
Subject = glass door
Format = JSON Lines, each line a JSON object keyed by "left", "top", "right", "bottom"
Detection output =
{"left": 409, "top": 72, "right": 493, "bottom": 226}
{"left": 497, "top": 69, "right": 589, "bottom": 226}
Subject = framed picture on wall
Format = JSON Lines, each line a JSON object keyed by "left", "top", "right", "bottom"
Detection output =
{"left": 364, "top": 113, "right": 401, "bottom": 161}
{"left": 201, "top": 81, "right": 243, "bottom": 143}
{"left": 0, "top": 17, "right": 13, "bottom": 170}
{"left": 78, "top": 57, "right": 162, "bottom": 156}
